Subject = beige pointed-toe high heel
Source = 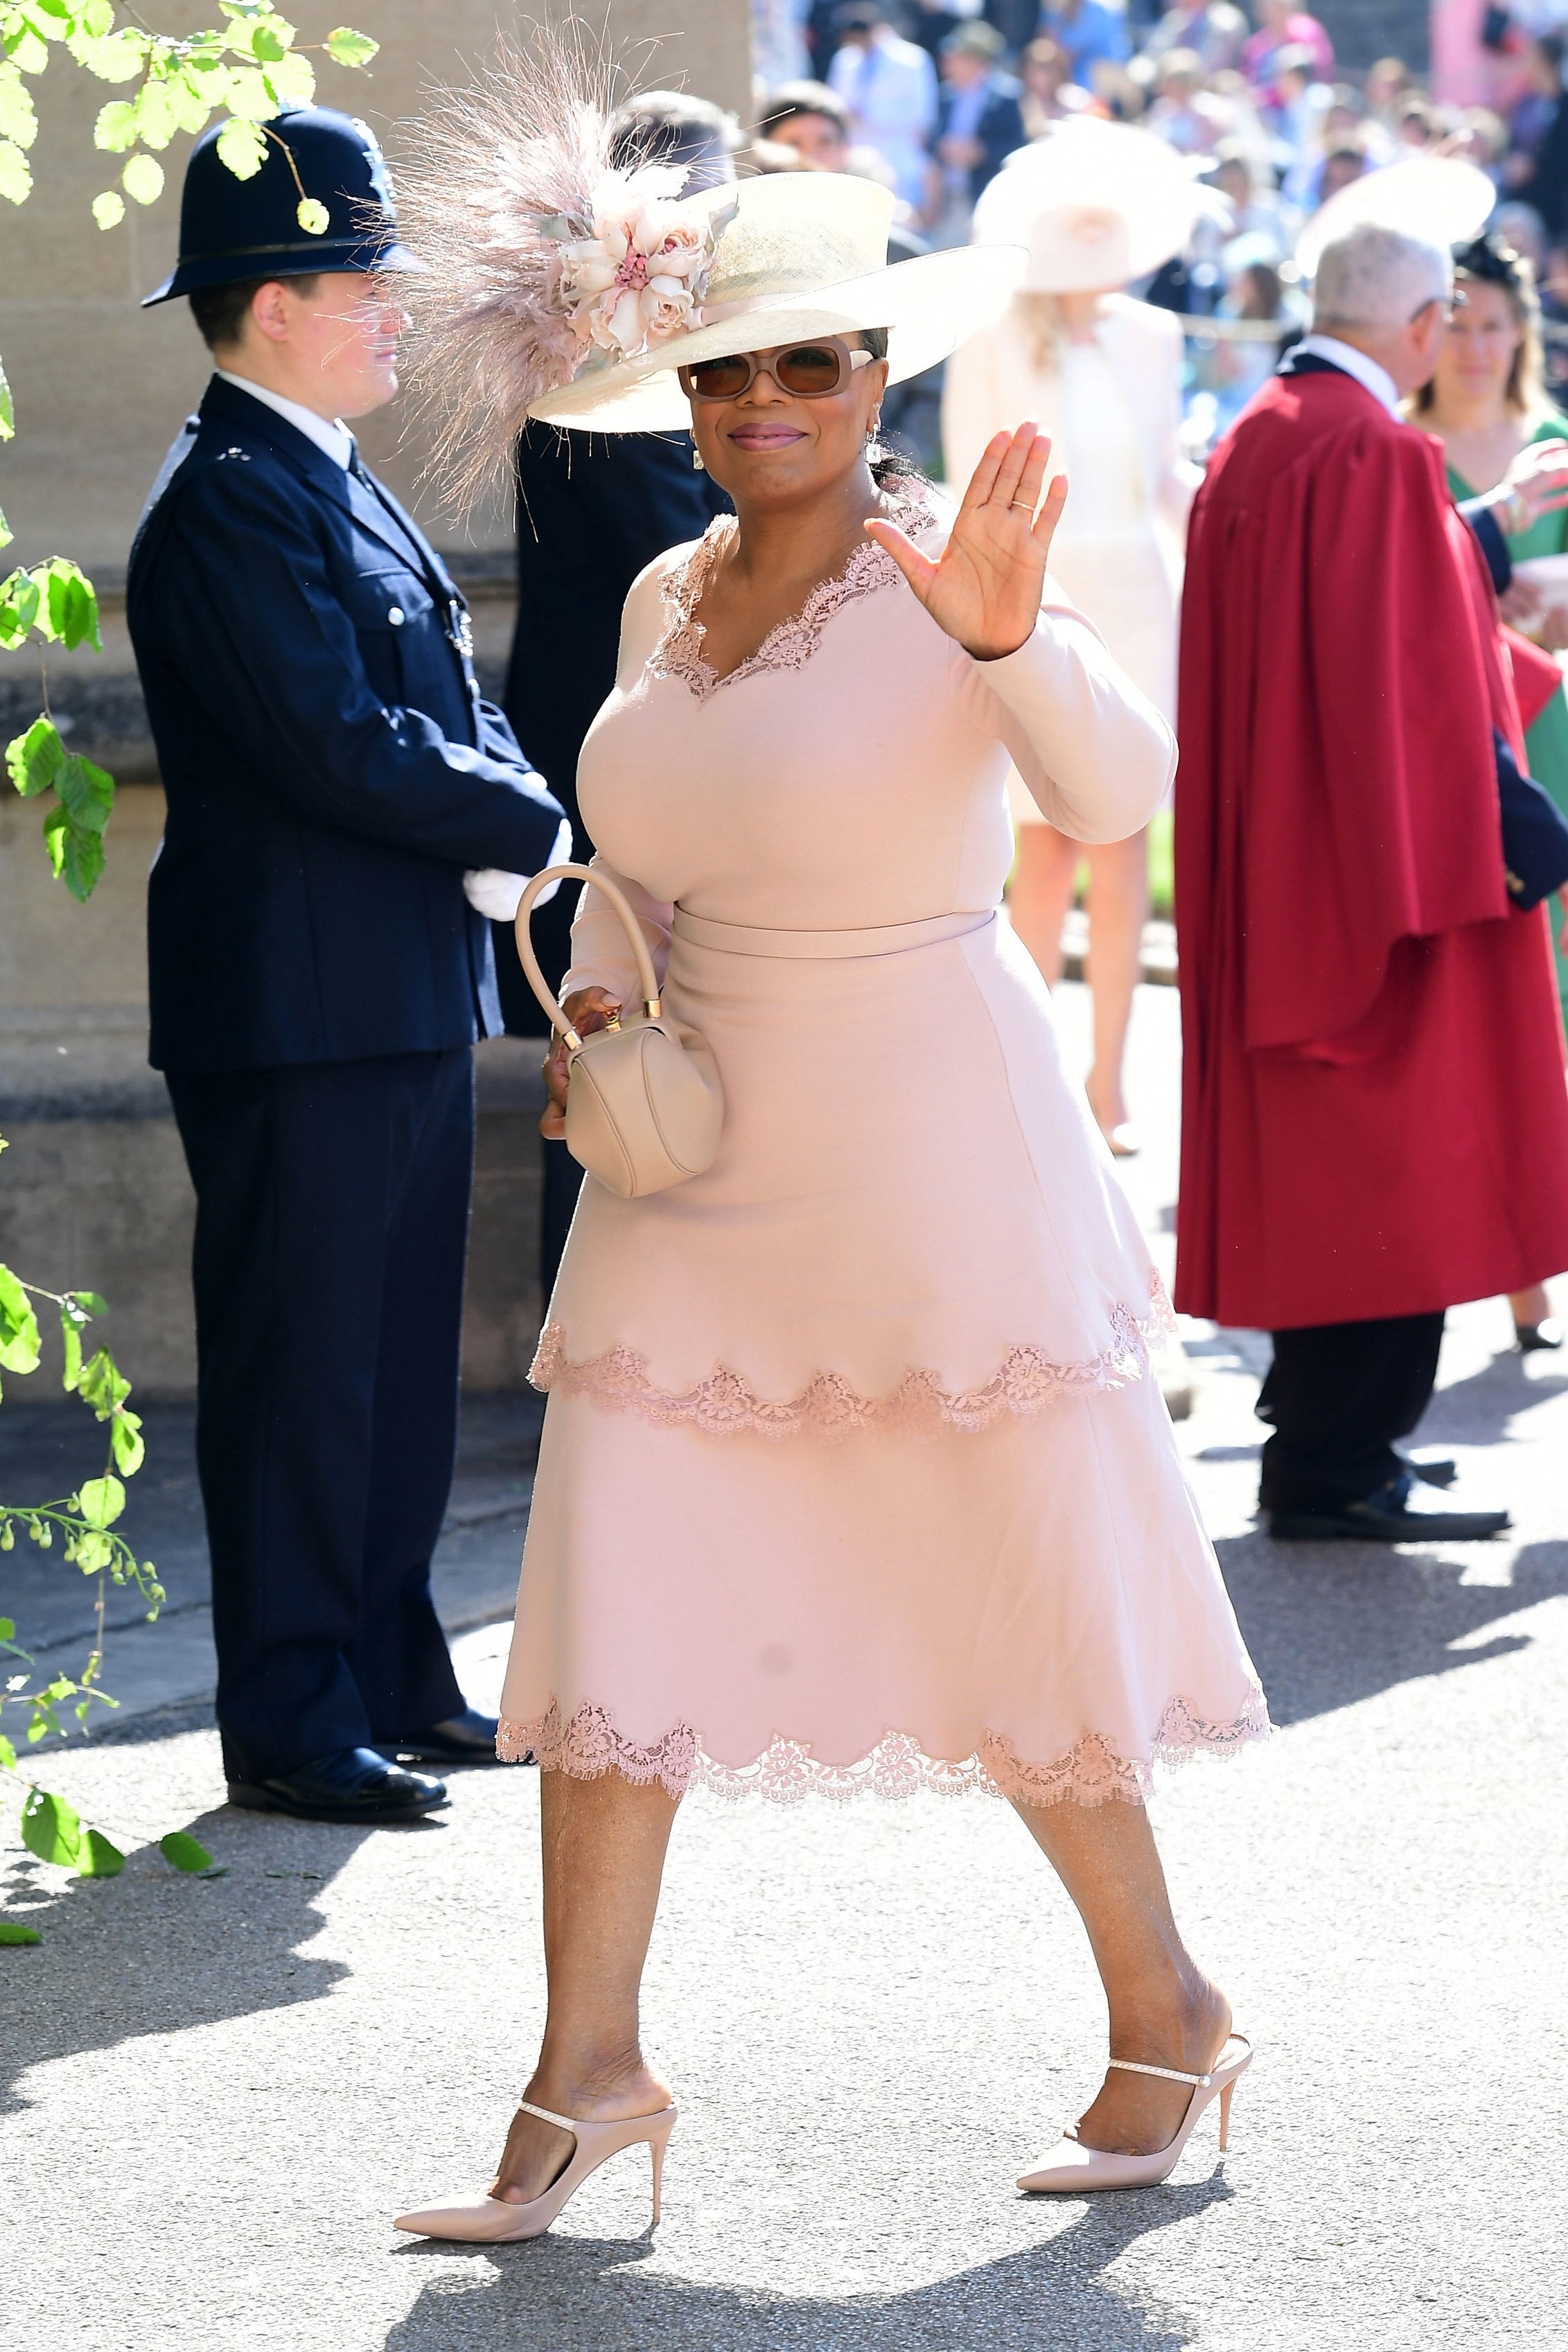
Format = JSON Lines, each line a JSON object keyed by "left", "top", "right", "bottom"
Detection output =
{"left": 394, "top": 2098, "right": 678, "bottom": 2243}
{"left": 1017, "top": 2035, "right": 1251, "bottom": 2193}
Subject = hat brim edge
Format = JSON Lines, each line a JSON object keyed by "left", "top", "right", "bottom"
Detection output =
{"left": 141, "top": 238, "right": 424, "bottom": 308}
{"left": 527, "top": 243, "right": 1028, "bottom": 430}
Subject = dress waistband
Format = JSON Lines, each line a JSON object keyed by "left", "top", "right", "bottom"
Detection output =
{"left": 671, "top": 906, "right": 994, "bottom": 960}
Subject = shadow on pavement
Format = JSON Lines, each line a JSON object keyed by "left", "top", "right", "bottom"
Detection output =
{"left": 1220, "top": 1532, "right": 1568, "bottom": 1728}
{"left": 0, "top": 1797, "right": 391, "bottom": 2115}
{"left": 1407, "top": 1348, "right": 1568, "bottom": 1447}
{"left": 380, "top": 2173, "right": 1233, "bottom": 2351}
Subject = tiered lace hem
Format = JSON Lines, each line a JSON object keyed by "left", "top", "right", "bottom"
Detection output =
{"left": 529, "top": 1276, "right": 1174, "bottom": 1439}
{"left": 497, "top": 1690, "right": 1271, "bottom": 1805}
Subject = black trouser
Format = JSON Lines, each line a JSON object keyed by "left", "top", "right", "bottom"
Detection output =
{"left": 1256, "top": 1313, "right": 1447, "bottom": 1514}
{"left": 166, "top": 1049, "right": 471, "bottom": 1782}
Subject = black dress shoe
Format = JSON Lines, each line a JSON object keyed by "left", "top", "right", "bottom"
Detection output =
{"left": 1515, "top": 1317, "right": 1563, "bottom": 1353}
{"left": 227, "top": 1746, "right": 448, "bottom": 1823}
{"left": 377, "top": 1708, "right": 504, "bottom": 1766}
{"left": 1269, "top": 1473, "right": 1510, "bottom": 1545}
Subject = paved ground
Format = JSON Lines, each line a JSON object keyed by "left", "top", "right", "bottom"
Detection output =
{"left": 4, "top": 979, "right": 1566, "bottom": 2352}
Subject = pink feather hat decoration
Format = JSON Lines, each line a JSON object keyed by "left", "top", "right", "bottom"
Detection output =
{"left": 390, "top": 42, "right": 736, "bottom": 507}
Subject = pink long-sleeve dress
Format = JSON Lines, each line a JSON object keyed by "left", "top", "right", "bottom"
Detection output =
{"left": 497, "top": 497, "right": 1267, "bottom": 1804}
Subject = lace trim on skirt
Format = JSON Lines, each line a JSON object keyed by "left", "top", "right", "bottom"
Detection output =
{"left": 530, "top": 1276, "right": 1174, "bottom": 1439}
{"left": 497, "top": 1687, "right": 1270, "bottom": 1806}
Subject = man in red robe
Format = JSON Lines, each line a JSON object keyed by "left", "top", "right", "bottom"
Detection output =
{"left": 1177, "top": 219, "right": 1568, "bottom": 1541}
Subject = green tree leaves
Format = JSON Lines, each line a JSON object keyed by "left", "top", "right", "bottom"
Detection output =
{"left": 3, "top": 0, "right": 377, "bottom": 228}
{"left": 6, "top": 712, "right": 64, "bottom": 796}
{"left": 76, "top": 1475, "right": 125, "bottom": 1529}
{"left": 326, "top": 26, "right": 377, "bottom": 67}
{"left": 3, "top": 563, "right": 114, "bottom": 899}
{"left": 5, "top": 711, "right": 114, "bottom": 902}
{"left": 0, "top": 54, "right": 38, "bottom": 204}
{"left": 0, "top": 1265, "right": 42, "bottom": 1381}
{"left": 214, "top": 113, "right": 265, "bottom": 177}
{"left": 0, "top": 557, "right": 101, "bottom": 651}
{"left": 160, "top": 1831, "right": 215, "bottom": 1873}
{"left": 91, "top": 93, "right": 134, "bottom": 148}
{"left": 118, "top": 148, "right": 159, "bottom": 202}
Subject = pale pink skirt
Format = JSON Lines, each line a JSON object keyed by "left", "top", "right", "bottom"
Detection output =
{"left": 498, "top": 905, "right": 1266, "bottom": 1802}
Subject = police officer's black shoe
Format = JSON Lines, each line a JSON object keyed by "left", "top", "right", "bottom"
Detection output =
{"left": 378, "top": 1709, "right": 506, "bottom": 1766}
{"left": 227, "top": 1746, "right": 448, "bottom": 1823}
{"left": 1269, "top": 1473, "right": 1510, "bottom": 1545}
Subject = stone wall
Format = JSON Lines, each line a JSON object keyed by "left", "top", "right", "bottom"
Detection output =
{"left": 0, "top": 0, "right": 750, "bottom": 1396}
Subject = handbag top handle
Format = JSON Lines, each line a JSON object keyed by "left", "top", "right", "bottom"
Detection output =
{"left": 514, "top": 863, "right": 663, "bottom": 1048}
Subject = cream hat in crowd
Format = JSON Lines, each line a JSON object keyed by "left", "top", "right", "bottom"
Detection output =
{"left": 971, "top": 119, "right": 1214, "bottom": 295}
{"left": 1294, "top": 153, "right": 1497, "bottom": 282}
{"left": 528, "top": 173, "right": 1026, "bottom": 432}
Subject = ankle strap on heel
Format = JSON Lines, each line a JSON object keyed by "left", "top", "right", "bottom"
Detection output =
{"left": 516, "top": 2098, "right": 579, "bottom": 2130}
{"left": 1107, "top": 2058, "right": 1213, "bottom": 2087}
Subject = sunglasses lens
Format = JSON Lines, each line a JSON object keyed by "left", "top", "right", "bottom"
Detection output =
{"left": 775, "top": 344, "right": 845, "bottom": 394}
{"left": 687, "top": 356, "right": 752, "bottom": 398}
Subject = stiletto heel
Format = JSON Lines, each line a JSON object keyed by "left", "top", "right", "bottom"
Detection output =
{"left": 1017, "top": 2035, "right": 1251, "bottom": 2193}
{"left": 650, "top": 2114, "right": 671, "bottom": 2226}
{"left": 394, "top": 2098, "right": 678, "bottom": 2243}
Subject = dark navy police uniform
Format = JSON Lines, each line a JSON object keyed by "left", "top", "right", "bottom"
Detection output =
{"left": 129, "top": 112, "right": 564, "bottom": 1799}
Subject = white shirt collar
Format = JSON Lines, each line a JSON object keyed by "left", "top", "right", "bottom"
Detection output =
{"left": 1294, "top": 334, "right": 1401, "bottom": 419}
{"left": 214, "top": 369, "right": 357, "bottom": 468}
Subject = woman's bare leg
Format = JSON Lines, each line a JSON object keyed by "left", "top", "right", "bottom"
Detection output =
{"left": 1508, "top": 1283, "right": 1551, "bottom": 1328}
{"left": 1007, "top": 823, "right": 1080, "bottom": 984}
{"left": 1012, "top": 1791, "right": 1231, "bottom": 2155}
{"left": 1081, "top": 831, "right": 1149, "bottom": 1136}
{"left": 490, "top": 1766, "right": 680, "bottom": 2204}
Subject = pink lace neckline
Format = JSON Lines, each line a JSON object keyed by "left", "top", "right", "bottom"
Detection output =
{"left": 497, "top": 1690, "right": 1271, "bottom": 1805}
{"left": 649, "top": 495, "right": 940, "bottom": 703}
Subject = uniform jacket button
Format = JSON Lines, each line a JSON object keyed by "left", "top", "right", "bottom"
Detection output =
{"left": 387, "top": 606, "right": 405, "bottom": 626}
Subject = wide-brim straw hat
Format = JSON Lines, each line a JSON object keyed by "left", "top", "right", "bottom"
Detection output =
{"left": 528, "top": 171, "right": 1026, "bottom": 431}
{"left": 1294, "top": 155, "right": 1497, "bottom": 283}
{"left": 970, "top": 119, "right": 1212, "bottom": 295}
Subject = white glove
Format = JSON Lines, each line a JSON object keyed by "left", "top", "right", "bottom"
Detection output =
{"left": 463, "top": 817, "right": 573, "bottom": 921}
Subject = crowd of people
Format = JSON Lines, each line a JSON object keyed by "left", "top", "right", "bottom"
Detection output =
{"left": 749, "top": 1, "right": 1568, "bottom": 428}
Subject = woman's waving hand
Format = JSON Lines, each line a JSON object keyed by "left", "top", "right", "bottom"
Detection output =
{"left": 865, "top": 423, "right": 1068, "bottom": 662}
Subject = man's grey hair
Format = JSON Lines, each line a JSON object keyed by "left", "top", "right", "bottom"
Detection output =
{"left": 1312, "top": 222, "right": 1452, "bottom": 332}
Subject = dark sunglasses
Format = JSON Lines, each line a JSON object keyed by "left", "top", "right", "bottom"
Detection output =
{"left": 678, "top": 337, "right": 877, "bottom": 401}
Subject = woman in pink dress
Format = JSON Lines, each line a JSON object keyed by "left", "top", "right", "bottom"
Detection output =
{"left": 391, "top": 87, "right": 1265, "bottom": 2237}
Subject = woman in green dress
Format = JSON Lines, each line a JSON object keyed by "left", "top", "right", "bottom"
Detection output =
{"left": 1418, "top": 230, "right": 1568, "bottom": 1352}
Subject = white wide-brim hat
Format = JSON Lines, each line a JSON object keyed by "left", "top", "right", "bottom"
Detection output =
{"left": 970, "top": 120, "right": 1212, "bottom": 296}
{"left": 528, "top": 171, "right": 1026, "bottom": 432}
{"left": 1294, "top": 155, "right": 1497, "bottom": 282}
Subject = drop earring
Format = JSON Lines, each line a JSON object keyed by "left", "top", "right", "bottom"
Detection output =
{"left": 692, "top": 446, "right": 705, "bottom": 471}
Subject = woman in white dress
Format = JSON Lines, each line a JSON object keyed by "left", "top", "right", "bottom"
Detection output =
{"left": 946, "top": 123, "right": 1201, "bottom": 1152}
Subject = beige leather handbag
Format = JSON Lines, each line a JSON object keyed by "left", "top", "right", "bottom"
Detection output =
{"left": 515, "top": 863, "right": 723, "bottom": 1200}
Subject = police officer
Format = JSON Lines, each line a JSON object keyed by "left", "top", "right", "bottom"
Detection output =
{"left": 127, "top": 109, "right": 567, "bottom": 1823}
